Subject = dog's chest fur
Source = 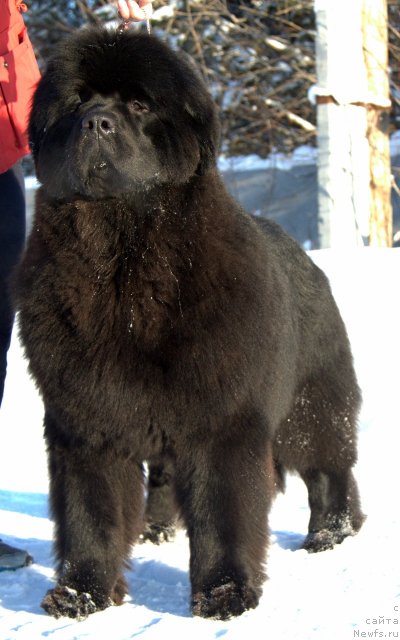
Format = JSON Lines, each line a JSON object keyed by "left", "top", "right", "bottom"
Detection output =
{"left": 43, "top": 197, "right": 195, "bottom": 351}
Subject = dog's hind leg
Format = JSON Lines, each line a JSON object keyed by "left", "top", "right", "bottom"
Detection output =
{"left": 301, "top": 467, "right": 365, "bottom": 552}
{"left": 277, "top": 374, "right": 365, "bottom": 553}
{"left": 140, "top": 456, "right": 179, "bottom": 544}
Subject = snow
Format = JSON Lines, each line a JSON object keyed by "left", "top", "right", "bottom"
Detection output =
{"left": 218, "top": 131, "right": 400, "bottom": 174}
{"left": 1, "top": 227, "right": 400, "bottom": 635}
{"left": 218, "top": 145, "right": 318, "bottom": 173}
{"left": 23, "top": 176, "right": 41, "bottom": 192}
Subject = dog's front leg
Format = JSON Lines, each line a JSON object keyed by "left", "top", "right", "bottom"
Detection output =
{"left": 175, "top": 428, "right": 274, "bottom": 620}
{"left": 42, "top": 420, "right": 145, "bottom": 619}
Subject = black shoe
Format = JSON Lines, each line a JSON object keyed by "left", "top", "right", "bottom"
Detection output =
{"left": 0, "top": 540, "right": 33, "bottom": 570}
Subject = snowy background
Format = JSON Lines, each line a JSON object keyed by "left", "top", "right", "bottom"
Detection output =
{"left": 0, "top": 177, "right": 400, "bottom": 638}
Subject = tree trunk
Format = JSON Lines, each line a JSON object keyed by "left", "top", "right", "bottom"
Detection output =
{"left": 315, "top": 0, "right": 392, "bottom": 248}
{"left": 315, "top": 0, "right": 368, "bottom": 248}
{"left": 362, "top": 0, "right": 393, "bottom": 247}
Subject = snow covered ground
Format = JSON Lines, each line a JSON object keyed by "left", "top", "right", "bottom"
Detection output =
{"left": 1, "top": 245, "right": 400, "bottom": 639}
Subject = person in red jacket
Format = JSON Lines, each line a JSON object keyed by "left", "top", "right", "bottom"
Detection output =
{"left": 0, "top": 0, "right": 40, "bottom": 570}
{"left": 0, "top": 1, "right": 40, "bottom": 402}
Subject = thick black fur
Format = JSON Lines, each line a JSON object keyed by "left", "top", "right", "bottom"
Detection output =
{"left": 14, "top": 28, "right": 364, "bottom": 620}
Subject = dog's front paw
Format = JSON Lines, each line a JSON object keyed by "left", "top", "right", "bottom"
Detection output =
{"left": 192, "top": 580, "right": 259, "bottom": 620}
{"left": 41, "top": 585, "right": 106, "bottom": 619}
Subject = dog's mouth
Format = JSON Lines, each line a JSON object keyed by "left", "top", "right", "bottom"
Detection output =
{"left": 64, "top": 150, "right": 113, "bottom": 199}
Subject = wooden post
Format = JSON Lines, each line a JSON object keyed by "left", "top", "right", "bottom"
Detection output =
{"left": 362, "top": 0, "right": 393, "bottom": 247}
{"left": 314, "top": 0, "right": 392, "bottom": 248}
{"left": 315, "top": 0, "right": 369, "bottom": 248}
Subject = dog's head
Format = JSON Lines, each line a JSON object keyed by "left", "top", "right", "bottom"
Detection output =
{"left": 29, "top": 28, "right": 220, "bottom": 200}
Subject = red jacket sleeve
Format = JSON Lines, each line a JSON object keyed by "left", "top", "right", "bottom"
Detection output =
{"left": 0, "top": 1, "right": 41, "bottom": 173}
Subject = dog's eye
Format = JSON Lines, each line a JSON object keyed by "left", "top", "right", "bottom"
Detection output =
{"left": 78, "top": 89, "right": 92, "bottom": 104}
{"left": 128, "top": 100, "right": 149, "bottom": 113}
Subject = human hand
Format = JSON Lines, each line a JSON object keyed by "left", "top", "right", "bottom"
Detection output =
{"left": 117, "top": 0, "right": 153, "bottom": 21}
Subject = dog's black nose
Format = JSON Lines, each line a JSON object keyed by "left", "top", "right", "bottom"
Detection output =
{"left": 81, "top": 111, "right": 116, "bottom": 135}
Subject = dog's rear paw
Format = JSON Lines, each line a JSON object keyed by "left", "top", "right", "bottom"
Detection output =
{"left": 303, "top": 525, "right": 357, "bottom": 553}
{"left": 41, "top": 585, "right": 107, "bottom": 619}
{"left": 139, "top": 522, "right": 176, "bottom": 545}
{"left": 303, "top": 529, "right": 337, "bottom": 552}
{"left": 192, "top": 580, "right": 259, "bottom": 620}
{"left": 304, "top": 513, "right": 366, "bottom": 553}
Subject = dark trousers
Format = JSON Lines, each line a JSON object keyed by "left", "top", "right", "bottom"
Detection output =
{"left": 0, "top": 162, "right": 26, "bottom": 406}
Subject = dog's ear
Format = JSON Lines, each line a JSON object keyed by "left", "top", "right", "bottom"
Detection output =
{"left": 180, "top": 54, "right": 221, "bottom": 175}
{"left": 184, "top": 95, "right": 220, "bottom": 175}
{"left": 28, "top": 62, "right": 63, "bottom": 169}
{"left": 28, "top": 72, "right": 53, "bottom": 166}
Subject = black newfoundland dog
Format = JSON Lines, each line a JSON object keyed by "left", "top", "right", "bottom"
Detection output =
{"left": 15, "top": 27, "right": 364, "bottom": 620}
